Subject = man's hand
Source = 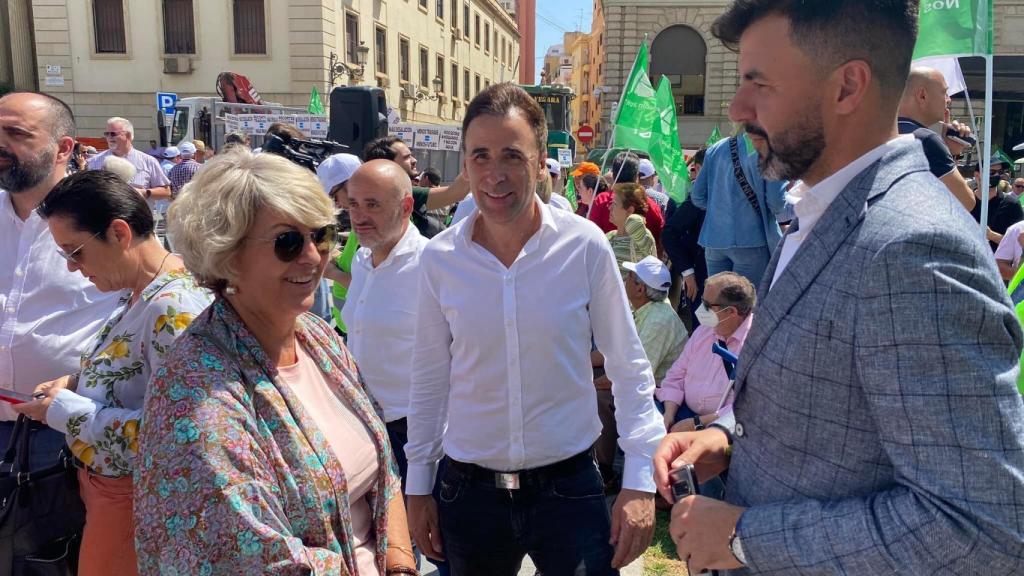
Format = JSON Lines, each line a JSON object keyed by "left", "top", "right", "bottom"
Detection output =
{"left": 943, "top": 120, "right": 973, "bottom": 157}
{"left": 683, "top": 275, "right": 698, "bottom": 302}
{"left": 407, "top": 495, "right": 445, "bottom": 561}
{"left": 610, "top": 488, "right": 655, "bottom": 569}
{"left": 670, "top": 418, "right": 696, "bottom": 433}
{"left": 654, "top": 428, "right": 731, "bottom": 503}
{"left": 987, "top": 226, "right": 1002, "bottom": 244}
{"left": 670, "top": 495, "right": 745, "bottom": 573}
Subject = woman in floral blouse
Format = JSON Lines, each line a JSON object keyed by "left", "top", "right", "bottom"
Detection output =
{"left": 134, "top": 150, "right": 416, "bottom": 575}
{"left": 14, "top": 170, "right": 212, "bottom": 575}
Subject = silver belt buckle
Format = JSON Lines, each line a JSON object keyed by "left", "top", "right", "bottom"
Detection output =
{"left": 495, "top": 472, "right": 520, "bottom": 490}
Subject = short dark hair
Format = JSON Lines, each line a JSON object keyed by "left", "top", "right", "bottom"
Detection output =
{"left": 265, "top": 122, "right": 304, "bottom": 143}
{"left": 711, "top": 1, "right": 918, "bottom": 102}
{"left": 363, "top": 136, "right": 403, "bottom": 161}
{"left": 225, "top": 131, "right": 249, "bottom": 145}
{"left": 611, "top": 151, "right": 640, "bottom": 184}
{"left": 691, "top": 146, "right": 708, "bottom": 167}
{"left": 462, "top": 83, "right": 548, "bottom": 158}
{"left": 707, "top": 271, "right": 757, "bottom": 316}
{"left": 38, "top": 170, "right": 155, "bottom": 238}
{"left": 2, "top": 91, "right": 76, "bottom": 141}
{"left": 581, "top": 173, "right": 599, "bottom": 191}
{"left": 420, "top": 167, "right": 441, "bottom": 187}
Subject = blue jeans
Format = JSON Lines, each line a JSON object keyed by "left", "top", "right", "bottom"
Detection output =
{"left": 437, "top": 456, "right": 617, "bottom": 576}
{"left": 704, "top": 246, "right": 772, "bottom": 290}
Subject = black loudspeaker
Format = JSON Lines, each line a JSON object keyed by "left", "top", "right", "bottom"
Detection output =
{"left": 329, "top": 86, "right": 388, "bottom": 159}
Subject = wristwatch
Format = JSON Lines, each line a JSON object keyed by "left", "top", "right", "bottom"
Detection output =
{"left": 692, "top": 415, "right": 704, "bottom": 430}
{"left": 729, "top": 530, "right": 747, "bottom": 566}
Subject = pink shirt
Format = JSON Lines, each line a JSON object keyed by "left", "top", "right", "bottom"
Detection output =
{"left": 278, "top": 344, "right": 380, "bottom": 576}
{"left": 656, "top": 315, "right": 754, "bottom": 415}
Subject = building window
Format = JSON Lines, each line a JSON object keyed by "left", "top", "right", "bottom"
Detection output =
{"left": 493, "top": 28, "right": 497, "bottom": 57}
{"left": 399, "top": 37, "right": 410, "bottom": 83}
{"left": 650, "top": 25, "right": 707, "bottom": 116}
{"left": 463, "top": 68, "right": 470, "bottom": 101}
{"left": 451, "top": 62, "right": 459, "bottom": 99}
{"left": 93, "top": 0, "right": 127, "bottom": 54}
{"left": 463, "top": 3, "right": 470, "bottom": 38}
{"left": 475, "top": 73, "right": 480, "bottom": 95}
{"left": 232, "top": 0, "right": 266, "bottom": 55}
{"left": 162, "top": 0, "right": 195, "bottom": 54}
{"left": 436, "top": 0, "right": 444, "bottom": 19}
{"left": 485, "top": 78, "right": 490, "bottom": 89}
{"left": 419, "top": 0, "right": 428, "bottom": 10}
{"left": 500, "top": 36, "right": 505, "bottom": 64}
{"left": 451, "top": 0, "right": 458, "bottom": 29}
{"left": 374, "top": 26, "right": 387, "bottom": 75}
{"left": 474, "top": 13, "right": 480, "bottom": 46}
{"left": 436, "top": 54, "right": 445, "bottom": 93}
{"left": 419, "top": 46, "right": 430, "bottom": 88}
{"left": 484, "top": 22, "right": 490, "bottom": 53}
{"left": 345, "top": 12, "right": 359, "bottom": 64}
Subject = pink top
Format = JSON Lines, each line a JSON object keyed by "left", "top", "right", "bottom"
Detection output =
{"left": 278, "top": 344, "right": 380, "bottom": 576}
{"left": 656, "top": 315, "right": 754, "bottom": 415}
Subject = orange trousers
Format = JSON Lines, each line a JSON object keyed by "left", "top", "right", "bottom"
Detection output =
{"left": 77, "top": 469, "right": 139, "bottom": 576}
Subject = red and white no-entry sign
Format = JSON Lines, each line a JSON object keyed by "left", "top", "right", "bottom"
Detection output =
{"left": 576, "top": 125, "right": 595, "bottom": 144}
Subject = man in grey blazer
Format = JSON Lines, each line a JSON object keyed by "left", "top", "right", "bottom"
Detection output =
{"left": 654, "top": 1, "right": 1024, "bottom": 574}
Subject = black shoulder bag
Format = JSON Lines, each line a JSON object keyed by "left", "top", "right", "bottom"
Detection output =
{"left": 0, "top": 416, "right": 84, "bottom": 575}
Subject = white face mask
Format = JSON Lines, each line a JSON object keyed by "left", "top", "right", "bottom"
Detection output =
{"left": 695, "top": 302, "right": 731, "bottom": 328}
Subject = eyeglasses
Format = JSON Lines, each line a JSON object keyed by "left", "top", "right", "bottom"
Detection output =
{"left": 56, "top": 230, "right": 103, "bottom": 264}
{"left": 1015, "top": 184, "right": 1024, "bottom": 190}
{"left": 248, "top": 225, "right": 337, "bottom": 262}
{"left": 701, "top": 298, "right": 724, "bottom": 309}
{"left": 103, "top": 131, "right": 126, "bottom": 138}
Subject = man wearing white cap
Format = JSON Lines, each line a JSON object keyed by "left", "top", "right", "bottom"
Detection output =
{"left": 316, "top": 153, "right": 363, "bottom": 332}
{"left": 638, "top": 159, "right": 670, "bottom": 214}
{"left": 160, "top": 146, "right": 181, "bottom": 175}
{"left": 168, "top": 142, "right": 201, "bottom": 197}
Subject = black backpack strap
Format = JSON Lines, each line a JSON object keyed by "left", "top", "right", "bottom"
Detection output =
{"left": 729, "top": 136, "right": 764, "bottom": 218}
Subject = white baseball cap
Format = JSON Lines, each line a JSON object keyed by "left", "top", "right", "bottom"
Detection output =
{"left": 162, "top": 146, "right": 180, "bottom": 159}
{"left": 316, "top": 153, "right": 363, "bottom": 195}
{"left": 545, "top": 157, "right": 562, "bottom": 177}
{"left": 638, "top": 159, "right": 656, "bottom": 179}
{"left": 178, "top": 142, "right": 197, "bottom": 157}
{"left": 622, "top": 255, "right": 671, "bottom": 291}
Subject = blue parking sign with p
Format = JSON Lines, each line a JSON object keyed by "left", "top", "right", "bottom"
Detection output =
{"left": 156, "top": 92, "right": 178, "bottom": 114}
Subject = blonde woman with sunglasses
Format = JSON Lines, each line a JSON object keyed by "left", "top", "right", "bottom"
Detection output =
{"left": 134, "top": 150, "right": 415, "bottom": 575}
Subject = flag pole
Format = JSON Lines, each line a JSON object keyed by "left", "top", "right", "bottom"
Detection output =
{"left": 980, "top": 53, "right": 993, "bottom": 238}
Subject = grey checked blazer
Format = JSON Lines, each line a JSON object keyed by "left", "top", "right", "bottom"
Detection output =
{"left": 720, "top": 139, "right": 1024, "bottom": 575}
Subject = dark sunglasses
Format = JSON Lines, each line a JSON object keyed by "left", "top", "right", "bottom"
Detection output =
{"left": 249, "top": 225, "right": 337, "bottom": 262}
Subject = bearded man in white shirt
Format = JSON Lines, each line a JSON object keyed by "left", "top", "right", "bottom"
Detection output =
{"left": 0, "top": 92, "right": 118, "bottom": 463}
{"left": 405, "top": 82, "right": 664, "bottom": 575}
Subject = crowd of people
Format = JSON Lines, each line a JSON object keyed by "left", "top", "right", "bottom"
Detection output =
{"left": 2, "top": 1, "right": 1024, "bottom": 575}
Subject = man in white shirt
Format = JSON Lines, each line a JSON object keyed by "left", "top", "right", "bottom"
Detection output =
{"left": 0, "top": 92, "right": 118, "bottom": 464}
{"left": 406, "top": 83, "right": 664, "bottom": 575}
{"left": 341, "top": 160, "right": 428, "bottom": 484}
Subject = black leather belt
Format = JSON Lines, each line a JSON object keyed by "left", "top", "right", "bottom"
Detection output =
{"left": 444, "top": 449, "right": 595, "bottom": 490}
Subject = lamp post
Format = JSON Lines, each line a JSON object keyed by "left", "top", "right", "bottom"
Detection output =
{"left": 329, "top": 41, "right": 370, "bottom": 86}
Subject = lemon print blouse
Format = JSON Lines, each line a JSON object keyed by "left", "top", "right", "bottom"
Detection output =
{"left": 46, "top": 267, "right": 212, "bottom": 477}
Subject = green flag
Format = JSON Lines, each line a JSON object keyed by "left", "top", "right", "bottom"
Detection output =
{"left": 705, "top": 125, "right": 722, "bottom": 148}
{"left": 564, "top": 173, "right": 578, "bottom": 211}
{"left": 612, "top": 41, "right": 658, "bottom": 150}
{"left": 649, "top": 76, "right": 690, "bottom": 204}
{"left": 913, "top": 0, "right": 993, "bottom": 59}
{"left": 308, "top": 86, "right": 325, "bottom": 115}
{"left": 1008, "top": 264, "right": 1024, "bottom": 394}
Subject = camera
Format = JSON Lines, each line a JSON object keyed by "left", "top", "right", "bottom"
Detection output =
{"left": 944, "top": 126, "right": 976, "bottom": 149}
{"left": 262, "top": 134, "right": 348, "bottom": 172}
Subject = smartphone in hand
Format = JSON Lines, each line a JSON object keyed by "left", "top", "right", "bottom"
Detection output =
{"left": 0, "top": 388, "right": 39, "bottom": 405}
{"left": 669, "top": 462, "right": 700, "bottom": 503}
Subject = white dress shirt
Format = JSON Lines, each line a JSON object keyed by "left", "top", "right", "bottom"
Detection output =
{"left": 341, "top": 223, "right": 428, "bottom": 423}
{"left": 771, "top": 136, "right": 914, "bottom": 288}
{"left": 405, "top": 198, "right": 664, "bottom": 495}
{"left": 0, "top": 190, "right": 120, "bottom": 419}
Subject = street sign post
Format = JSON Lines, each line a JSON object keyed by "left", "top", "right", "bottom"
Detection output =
{"left": 576, "top": 125, "right": 595, "bottom": 144}
{"left": 157, "top": 92, "right": 178, "bottom": 146}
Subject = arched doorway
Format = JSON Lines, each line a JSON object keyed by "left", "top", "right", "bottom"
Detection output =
{"left": 650, "top": 25, "right": 707, "bottom": 116}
